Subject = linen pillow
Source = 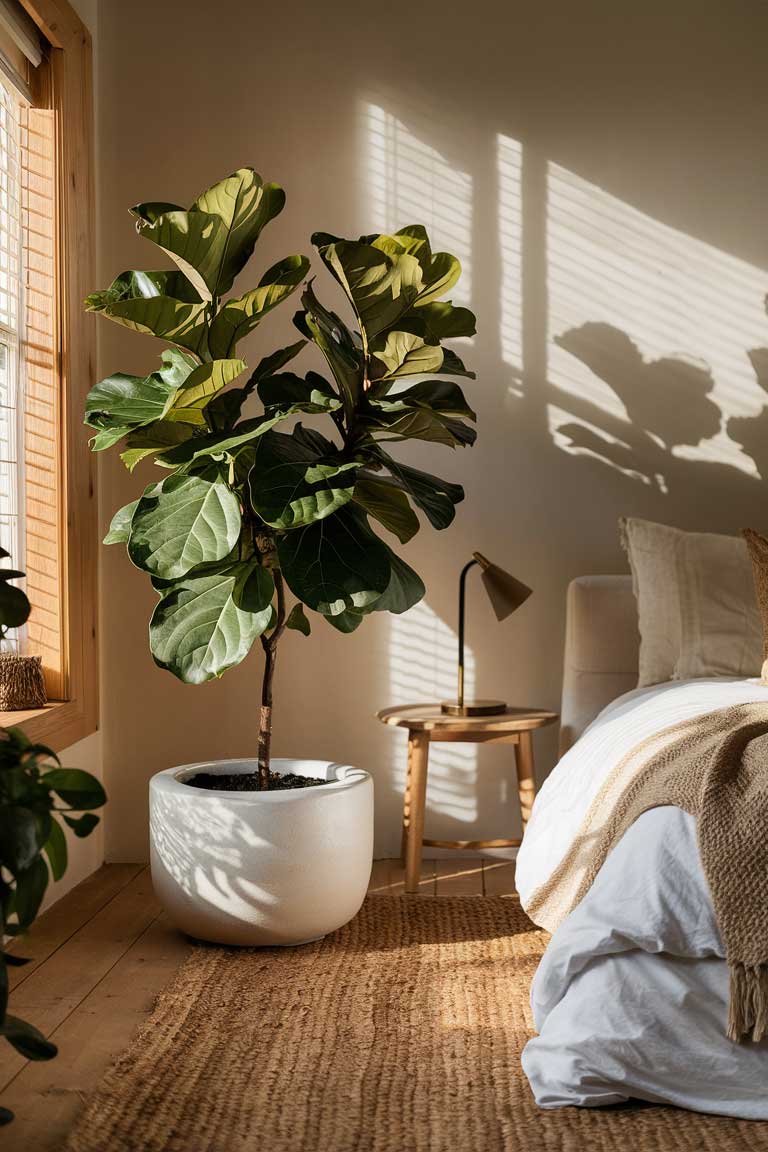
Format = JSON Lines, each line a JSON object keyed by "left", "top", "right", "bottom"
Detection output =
{"left": 620, "top": 517, "right": 761, "bottom": 686}
{"left": 619, "top": 517, "right": 682, "bottom": 686}
{"left": 742, "top": 528, "right": 768, "bottom": 684}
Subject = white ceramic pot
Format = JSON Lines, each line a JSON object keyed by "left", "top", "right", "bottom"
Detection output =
{"left": 149, "top": 758, "right": 373, "bottom": 946}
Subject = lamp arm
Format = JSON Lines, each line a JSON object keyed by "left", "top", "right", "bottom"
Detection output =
{"left": 457, "top": 557, "right": 480, "bottom": 709}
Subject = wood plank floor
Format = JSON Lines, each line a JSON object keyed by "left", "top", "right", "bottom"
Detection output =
{"left": 1, "top": 858, "right": 517, "bottom": 1150}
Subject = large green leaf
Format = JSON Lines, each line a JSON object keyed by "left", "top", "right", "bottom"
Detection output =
{"left": 376, "top": 456, "right": 464, "bottom": 529}
{"left": 84, "top": 348, "right": 196, "bottom": 446}
{"left": 294, "top": 282, "right": 362, "bottom": 412}
{"left": 84, "top": 270, "right": 208, "bottom": 356}
{"left": 103, "top": 500, "right": 138, "bottom": 545}
{"left": 208, "top": 255, "right": 310, "bottom": 358}
{"left": 166, "top": 359, "right": 246, "bottom": 425}
{"left": 43, "top": 818, "right": 67, "bottom": 882}
{"left": 119, "top": 421, "right": 196, "bottom": 472}
{"left": 0, "top": 582, "right": 30, "bottom": 629}
{"left": 378, "top": 380, "right": 476, "bottom": 419}
{"left": 205, "top": 340, "right": 309, "bottom": 432}
{"left": 150, "top": 561, "right": 273, "bottom": 683}
{"left": 369, "top": 327, "right": 443, "bottom": 381}
{"left": 42, "top": 768, "right": 106, "bottom": 810}
{"left": 352, "top": 474, "right": 419, "bottom": 543}
{"left": 410, "top": 300, "right": 476, "bottom": 340}
{"left": 13, "top": 856, "right": 48, "bottom": 929}
{"left": 157, "top": 414, "right": 288, "bottom": 467}
{"left": 128, "top": 470, "right": 241, "bottom": 579}
{"left": 364, "top": 406, "right": 475, "bottom": 447}
{"left": 285, "top": 603, "right": 311, "bottom": 636}
{"left": 248, "top": 430, "right": 357, "bottom": 530}
{"left": 312, "top": 234, "right": 422, "bottom": 343}
{"left": 0, "top": 807, "right": 43, "bottom": 873}
{"left": 257, "top": 371, "right": 341, "bottom": 416}
{"left": 371, "top": 550, "right": 425, "bottom": 614}
{"left": 132, "top": 169, "right": 286, "bottom": 301}
{"left": 277, "top": 506, "right": 390, "bottom": 616}
{"left": 435, "top": 347, "right": 476, "bottom": 379}
{"left": 0, "top": 1014, "right": 57, "bottom": 1061}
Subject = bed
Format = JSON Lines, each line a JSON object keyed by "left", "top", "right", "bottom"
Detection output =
{"left": 516, "top": 575, "right": 768, "bottom": 1118}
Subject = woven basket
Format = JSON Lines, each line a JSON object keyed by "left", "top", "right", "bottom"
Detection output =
{"left": 0, "top": 652, "right": 47, "bottom": 710}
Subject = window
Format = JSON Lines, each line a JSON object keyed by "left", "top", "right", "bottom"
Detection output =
{"left": 0, "top": 73, "right": 23, "bottom": 651}
{"left": 0, "top": 0, "right": 96, "bottom": 749}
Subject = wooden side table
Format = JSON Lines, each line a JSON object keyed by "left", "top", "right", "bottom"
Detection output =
{"left": 377, "top": 705, "right": 559, "bottom": 894}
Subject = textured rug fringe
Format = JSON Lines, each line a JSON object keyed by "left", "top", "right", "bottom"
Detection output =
{"left": 728, "top": 962, "right": 768, "bottom": 1042}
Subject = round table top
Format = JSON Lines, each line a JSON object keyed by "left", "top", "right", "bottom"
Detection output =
{"left": 376, "top": 704, "right": 559, "bottom": 734}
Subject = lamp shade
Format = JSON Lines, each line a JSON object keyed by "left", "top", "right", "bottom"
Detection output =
{"left": 473, "top": 551, "right": 532, "bottom": 621}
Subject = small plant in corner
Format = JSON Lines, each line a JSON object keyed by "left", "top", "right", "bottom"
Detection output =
{"left": 0, "top": 568, "right": 105, "bottom": 1125}
{"left": 85, "top": 167, "right": 477, "bottom": 791}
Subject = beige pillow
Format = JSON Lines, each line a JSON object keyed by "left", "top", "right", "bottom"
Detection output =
{"left": 620, "top": 517, "right": 681, "bottom": 686}
{"left": 620, "top": 517, "right": 761, "bottom": 686}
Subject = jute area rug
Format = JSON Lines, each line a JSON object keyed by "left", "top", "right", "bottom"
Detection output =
{"left": 64, "top": 896, "right": 768, "bottom": 1152}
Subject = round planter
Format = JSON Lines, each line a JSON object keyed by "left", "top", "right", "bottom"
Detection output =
{"left": 149, "top": 758, "right": 373, "bottom": 947}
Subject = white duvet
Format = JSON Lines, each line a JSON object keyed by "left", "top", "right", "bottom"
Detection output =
{"left": 516, "top": 677, "right": 768, "bottom": 1117}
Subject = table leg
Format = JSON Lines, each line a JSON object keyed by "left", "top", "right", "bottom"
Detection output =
{"left": 404, "top": 731, "right": 429, "bottom": 894}
{"left": 514, "top": 730, "right": 536, "bottom": 829}
{"left": 400, "top": 735, "right": 414, "bottom": 865}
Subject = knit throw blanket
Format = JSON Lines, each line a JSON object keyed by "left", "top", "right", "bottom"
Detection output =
{"left": 525, "top": 703, "right": 768, "bottom": 1043}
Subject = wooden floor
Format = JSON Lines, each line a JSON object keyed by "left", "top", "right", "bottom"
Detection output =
{"left": 1, "top": 858, "right": 516, "bottom": 1149}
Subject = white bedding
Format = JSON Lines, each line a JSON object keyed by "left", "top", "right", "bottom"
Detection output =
{"left": 517, "top": 678, "right": 768, "bottom": 1117}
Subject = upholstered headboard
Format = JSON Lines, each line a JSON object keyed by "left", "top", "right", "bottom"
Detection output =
{"left": 559, "top": 575, "right": 640, "bottom": 755}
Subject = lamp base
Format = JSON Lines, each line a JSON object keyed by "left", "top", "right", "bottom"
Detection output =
{"left": 440, "top": 699, "right": 508, "bottom": 717}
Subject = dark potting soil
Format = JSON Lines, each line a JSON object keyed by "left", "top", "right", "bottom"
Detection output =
{"left": 187, "top": 771, "right": 327, "bottom": 792}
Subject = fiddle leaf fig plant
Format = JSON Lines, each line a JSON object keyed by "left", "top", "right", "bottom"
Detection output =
{"left": 86, "top": 169, "right": 477, "bottom": 789}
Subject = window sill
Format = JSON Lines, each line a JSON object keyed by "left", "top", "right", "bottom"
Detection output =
{"left": 0, "top": 700, "right": 96, "bottom": 751}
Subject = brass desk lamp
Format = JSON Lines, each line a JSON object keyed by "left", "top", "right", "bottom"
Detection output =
{"left": 441, "top": 552, "right": 532, "bottom": 717}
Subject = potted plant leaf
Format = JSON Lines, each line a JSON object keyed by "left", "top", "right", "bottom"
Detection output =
{"left": 85, "top": 168, "right": 476, "bottom": 946}
{"left": 0, "top": 646, "right": 105, "bottom": 1129}
{"left": 0, "top": 550, "right": 46, "bottom": 711}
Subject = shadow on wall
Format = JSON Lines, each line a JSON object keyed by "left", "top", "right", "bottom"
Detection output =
{"left": 553, "top": 321, "right": 768, "bottom": 497}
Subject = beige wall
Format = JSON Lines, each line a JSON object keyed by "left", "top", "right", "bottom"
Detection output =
{"left": 94, "top": 0, "right": 768, "bottom": 861}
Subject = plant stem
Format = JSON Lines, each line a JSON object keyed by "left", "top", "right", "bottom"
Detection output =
{"left": 257, "top": 568, "right": 286, "bottom": 790}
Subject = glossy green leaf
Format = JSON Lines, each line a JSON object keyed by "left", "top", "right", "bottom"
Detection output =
{"left": 312, "top": 234, "right": 422, "bottom": 342}
{"left": 369, "top": 328, "right": 443, "bottom": 380}
{"left": 208, "top": 255, "right": 310, "bottom": 358}
{"left": 132, "top": 168, "right": 286, "bottom": 300}
{"left": 0, "top": 1015, "right": 57, "bottom": 1061}
{"left": 62, "top": 813, "right": 100, "bottom": 839}
{"left": 257, "top": 371, "right": 341, "bottom": 416}
{"left": 371, "top": 550, "right": 425, "bottom": 614}
{"left": 285, "top": 603, "right": 311, "bottom": 636}
{"left": 150, "top": 561, "right": 273, "bottom": 683}
{"left": 13, "top": 857, "right": 48, "bottom": 929}
{"left": 43, "top": 818, "right": 67, "bottom": 882}
{"left": 294, "top": 282, "right": 361, "bottom": 413}
{"left": 42, "top": 769, "right": 106, "bottom": 811}
{"left": 323, "top": 608, "right": 365, "bottom": 633}
{"left": 157, "top": 414, "right": 287, "bottom": 467}
{"left": 248, "top": 430, "right": 357, "bottom": 529}
{"left": 377, "top": 456, "right": 464, "bottom": 529}
{"left": 84, "top": 348, "right": 196, "bottom": 446}
{"left": 103, "top": 500, "right": 138, "bottom": 545}
{"left": 277, "top": 506, "right": 390, "bottom": 615}
{"left": 84, "top": 270, "right": 208, "bottom": 356}
{"left": 352, "top": 475, "right": 419, "bottom": 543}
{"left": 128, "top": 470, "right": 241, "bottom": 579}
{"left": 166, "top": 359, "right": 246, "bottom": 425}
{"left": 385, "top": 379, "right": 475, "bottom": 419}
{"left": 0, "top": 807, "right": 42, "bottom": 873}
{"left": 435, "top": 347, "right": 476, "bottom": 379}
{"left": 0, "top": 583, "right": 30, "bottom": 630}
{"left": 119, "top": 421, "right": 196, "bottom": 472}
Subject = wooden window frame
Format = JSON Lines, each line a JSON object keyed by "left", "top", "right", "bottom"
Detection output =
{"left": 1, "top": 0, "right": 96, "bottom": 750}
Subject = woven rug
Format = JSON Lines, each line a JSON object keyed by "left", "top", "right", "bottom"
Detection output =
{"left": 64, "top": 896, "right": 768, "bottom": 1152}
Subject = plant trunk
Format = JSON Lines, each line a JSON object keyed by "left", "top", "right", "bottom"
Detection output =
{"left": 257, "top": 641, "right": 275, "bottom": 790}
{"left": 257, "top": 568, "right": 286, "bottom": 790}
